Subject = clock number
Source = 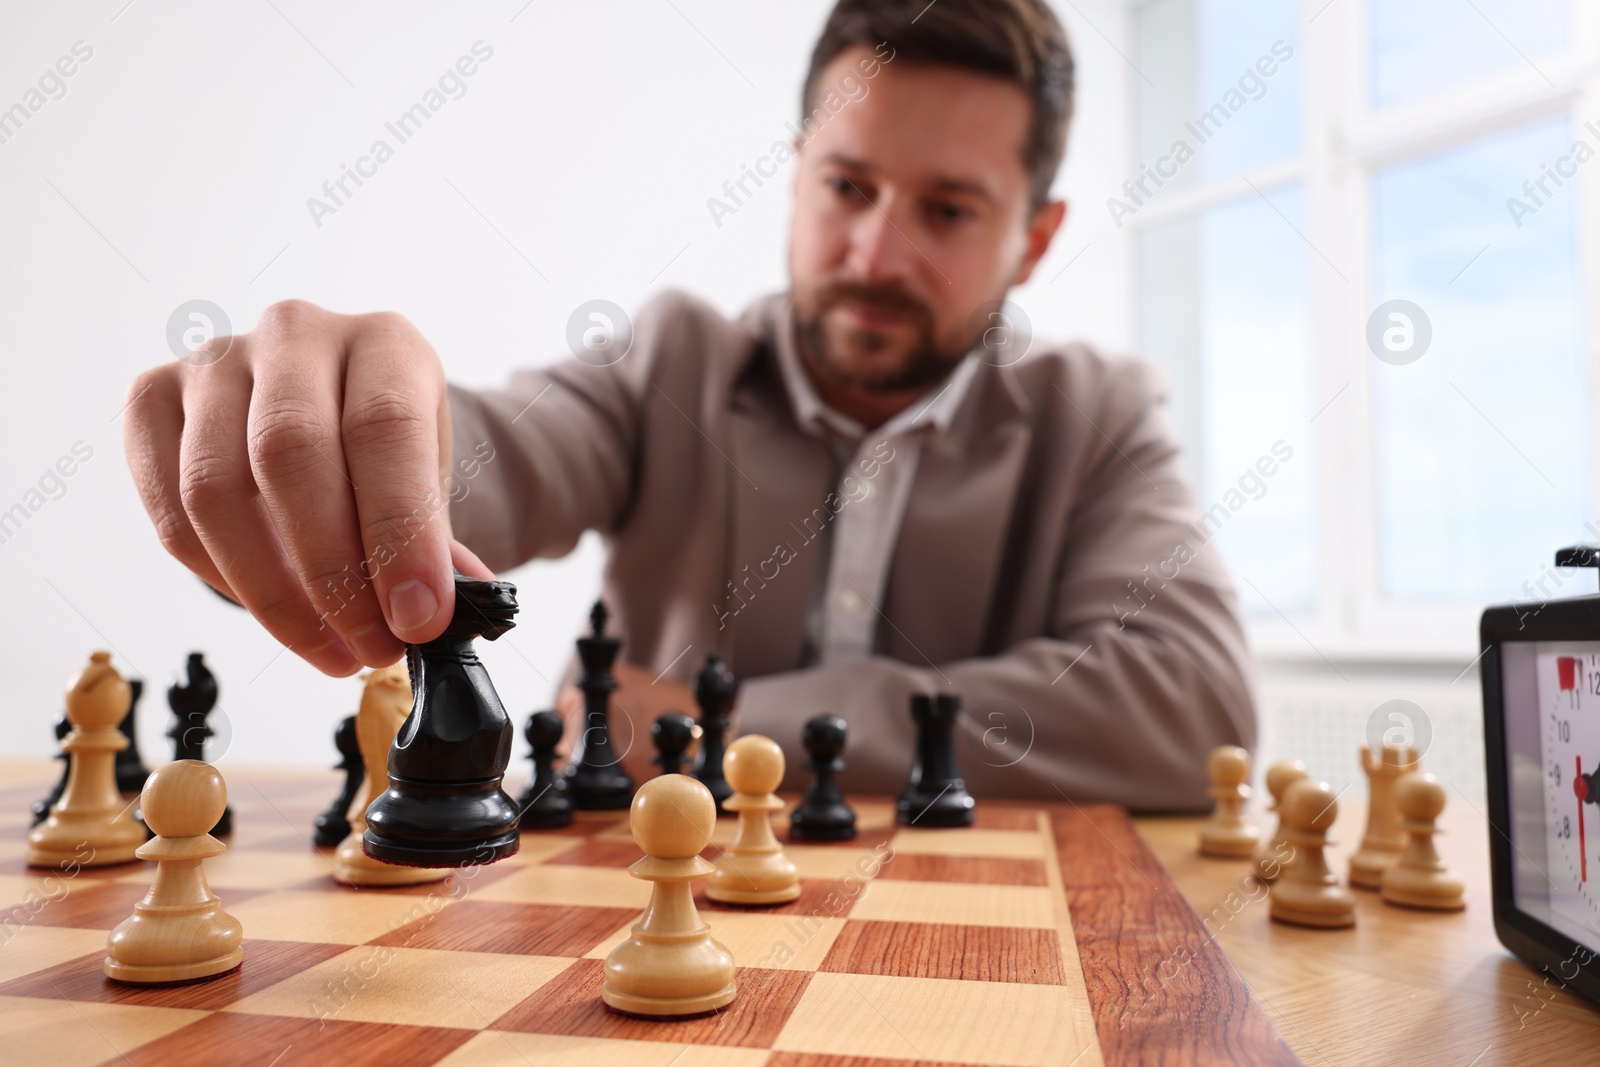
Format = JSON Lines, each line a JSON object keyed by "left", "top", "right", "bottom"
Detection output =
{"left": 1562, "top": 816, "right": 1572, "bottom": 839}
{"left": 1555, "top": 764, "right": 1563, "bottom": 787}
{"left": 1560, "top": 719, "right": 1572, "bottom": 743}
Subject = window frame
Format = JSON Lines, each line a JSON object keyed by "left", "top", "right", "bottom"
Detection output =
{"left": 1123, "top": 0, "right": 1600, "bottom": 664}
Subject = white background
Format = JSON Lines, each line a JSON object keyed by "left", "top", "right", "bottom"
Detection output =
{"left": 0, "top": 0, "right": 1133, "bottom": 766}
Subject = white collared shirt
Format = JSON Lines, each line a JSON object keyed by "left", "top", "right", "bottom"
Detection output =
{"left": 773, "top": 305, "right": 980, "bottom": 666}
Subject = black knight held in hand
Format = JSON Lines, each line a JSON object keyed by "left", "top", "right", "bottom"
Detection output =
{"left": 362, "top": 574, "right": 522, "bottom": 868}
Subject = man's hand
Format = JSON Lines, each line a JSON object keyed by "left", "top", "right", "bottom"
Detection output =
{"left": 123, "top": 299, "right": 491, "bottom": 676}
{"left": 555, "top": 663, "right": 705, "bottom": 784}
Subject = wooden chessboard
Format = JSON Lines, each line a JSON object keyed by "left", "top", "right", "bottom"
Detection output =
{"left": 0, "top": 763, "right": 1296, "bottom": 1066}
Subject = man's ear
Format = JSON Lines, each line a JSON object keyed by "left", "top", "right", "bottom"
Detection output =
{"left": 1013, "top": 198, "right": 1068, "bottom": 286}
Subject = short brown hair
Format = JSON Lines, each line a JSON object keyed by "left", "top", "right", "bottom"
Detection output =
{"left": 803, "top": 0, "right": 1075, "bottom": 212}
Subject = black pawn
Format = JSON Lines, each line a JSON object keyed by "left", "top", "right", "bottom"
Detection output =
{"left": 791, "top": 715, "right": 857, "bottom": 841}
{"left": 30, "top": 713, "right": 72, "bottom": 826}
{"left": 114, "top": 678, "right": 151, "bottom": 794}
{"left": 561, "top": 601, "right": 635, "bottom": 810}
{"left": 519, "top": 710, "right": 574, "bottom": 829}
{"left": 896, "top": 693, "right": 976, "bottom": 828}
{"left": 363, "top": 575, "right": 523, "bottom": 867}
{"left": 168, "top": 652, "right": 230, "bottom": 835}
{"left": 692, "top": 653, "right": 737, "bottom": 814}
{"left": 313, "top": 715, "right": 362, "bottom": 848}
{"left": 652, "top": 712, "right": 697, "bottom": 777}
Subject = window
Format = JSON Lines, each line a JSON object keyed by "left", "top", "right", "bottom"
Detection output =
{"left": 1129, "top": 0, "right": 1598, "bottom": 659}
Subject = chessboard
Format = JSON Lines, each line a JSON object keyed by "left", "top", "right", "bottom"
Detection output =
{"left": 0, "top": 762, "right": 1296, "bottom": 1066}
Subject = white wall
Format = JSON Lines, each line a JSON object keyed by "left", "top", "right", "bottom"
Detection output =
{"left": 0, "top": 0, "right": 1133, "bottom": 766}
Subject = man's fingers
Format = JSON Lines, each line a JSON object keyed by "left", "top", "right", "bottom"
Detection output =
{"left": 123, "top": 367, "right": 239, "bottom": 604}
{"left": 248, "top": 309, "right": 400, "bottom": 669}
{"left": 126, "top": 301, "right": 460, "bottom": 675}
{"left": 450, "top": 538, "right": 495, "bottom": 581}
{"left": 342, "top": 314, "right": 455, "bottom": 645}
{"left": 179, "top": 363, "right": 360, "bottom": 677}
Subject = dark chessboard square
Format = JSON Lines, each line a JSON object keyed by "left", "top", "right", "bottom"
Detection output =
{"left": 368, "top": 900, "right": 641, "bottom": 957}
{"left": 820, "top": 920, "right": 1066, "bottom": 985}
{"left": 0, "top": 880, "right": 150, "bottom": 932}
{"left": 569, "top": 811, "right": 631, "bottom": 832}
{"left": 539, "top": 838, "right": 641, "bottom": 868}
{"left": 874, "top": 853, "right": 1049, "bottom": 887}
{"left": 231, "top": 831, "right": 314, "bottom": 851}
{"left": 0, "top": 880, "right": 267, "bottom": 933}
{"left": 0, "top": 857, "right": 152, "bottom": 882}
{"left": 492, "top": 956, "right": 810, "bottom": 1047}
{"left": 118, "top": 1011, "right": 475, "bottom": 1066}
{"left": 519, "top": 815, "right": 618, "bottom": 837}
{"left": 971, "top": 806, "right": 1044, "bottom": 831}
{"left": 0, "top": 937, "right": 348, "bottom": 1009}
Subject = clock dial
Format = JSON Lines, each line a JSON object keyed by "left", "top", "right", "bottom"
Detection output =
{"left": 1537, "top": 649, "right": 1600, "bottom": 930}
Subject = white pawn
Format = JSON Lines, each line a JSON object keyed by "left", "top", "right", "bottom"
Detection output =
{"left": 1380, "top": 772, "right": 1465, "bottom": 911}
{"left": 1269, "top": 779, "right": 1356, "bottom": 929}
{"left": 1252, "top": 759, "right": 1309, "bottom": 882}
{"left": 708, "top": 735, "right": 800, "bottom": 905}
{"left": 1350, "top": 742, "right": 1419, "bottom": 890}
{"left": 104, "top": 760, "right": 243, "bottom": 982}
{"left": 1198, "top": 745, "right": 1260, "bottom": 858}
{"left": 333, "top": 664, "right": 446, "bottom": 887}
{"left": 29, "top": 652, "right": 147, "bottom": 868}
{"left": 604, "top": 775, "right": 736, "bottom": 1016}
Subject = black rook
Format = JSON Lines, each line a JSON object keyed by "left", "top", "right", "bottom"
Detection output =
{"left": 896, "top": 692, "right": 976, "bottom": 828}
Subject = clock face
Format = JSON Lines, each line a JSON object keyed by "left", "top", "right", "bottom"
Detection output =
{"left": 1536, "top": 647, "right": 1600, "bottom": 933}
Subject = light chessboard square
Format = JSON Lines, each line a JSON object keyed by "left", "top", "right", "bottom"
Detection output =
{"left": 223, "top": 888, "right": 462, "bottom": 945}
{"left": 437, "top": 1032, "right": 773, "bottom": 1067}
{"left": 226, "top": 946, "right": 576, "bottom": 1030}
{"left": 0, "top": 993, "right": 209, "bottom": 1067}
{"left": 474, "top": 864, "right": 651, "bottom": 909}
{"left": 0, "top": 924, "right": 108, "bottom": 982}
{"left": 889, "top": 826, "right": 1047, "bottom": 858}
{"left": 583, "top": 911, "right": 848, "bottom": 971}
{"left": 773, "top": 971, "right": 1096, "bottom": 1066}
{"left": 143, "top": 847, "right": 334, "bottom": 890}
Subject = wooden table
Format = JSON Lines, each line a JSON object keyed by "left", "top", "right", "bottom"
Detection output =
{"left": 12, "top": 750, "right": 1600, "bottom": 1065}
{"left": 1134, "top": 798, "right": 1600, "bottom": 1065}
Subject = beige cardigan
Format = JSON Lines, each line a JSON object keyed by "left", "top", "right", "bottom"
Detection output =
{"left": 447, "top": 290, "right": 1257, "bottom": 811}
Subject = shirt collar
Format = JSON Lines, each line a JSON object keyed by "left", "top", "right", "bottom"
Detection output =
{"left": 774, "top": 295, "right": 981, "bottom": 443}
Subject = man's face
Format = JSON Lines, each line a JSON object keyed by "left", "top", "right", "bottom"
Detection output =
{"left": 789, "top": 47, "right": 1061, "bottom": 394}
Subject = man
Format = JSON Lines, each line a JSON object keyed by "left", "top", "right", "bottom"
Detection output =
{"left": 122, "top": 0, "right": 1255, "bottom": 810}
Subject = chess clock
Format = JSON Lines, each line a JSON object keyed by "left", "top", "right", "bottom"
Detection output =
{"left": 1482, "top": 545, "right": 1600, "bottom": 1006}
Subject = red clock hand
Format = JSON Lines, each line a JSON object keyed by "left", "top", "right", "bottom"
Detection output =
{"left": 1576, "top": 756, "right": 1587, "bottom": 883}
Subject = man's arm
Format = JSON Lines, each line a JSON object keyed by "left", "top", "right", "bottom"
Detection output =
{"left": 446, "top": 292, "right": 698, "bottom": 573}
{"left": 735, "top": 358, "right": 1258, "bottom": 813}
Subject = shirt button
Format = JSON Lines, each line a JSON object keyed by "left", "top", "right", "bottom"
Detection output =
{"left": 834, "top": 589, "right": 864, "bottom": 616}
